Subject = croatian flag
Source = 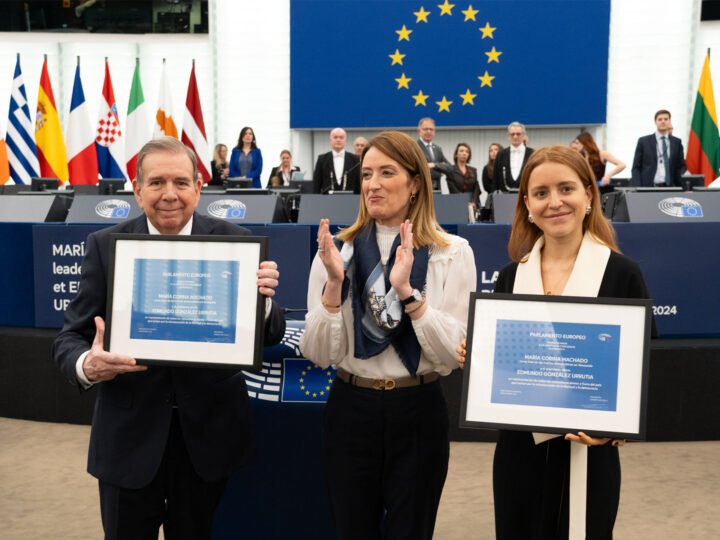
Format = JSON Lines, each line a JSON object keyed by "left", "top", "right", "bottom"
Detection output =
{"left": 66, "top": 60, "right": 98, "bottom": 185}
{"left": 95, "top": 59, "right": 126, "bottom": 179}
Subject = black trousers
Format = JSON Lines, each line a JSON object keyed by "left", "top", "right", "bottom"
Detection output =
{"left": 98, "top": 410, "right": 227, "bottom": 540}
{"left": 324, "top": 378, "right": 450, "bottom": 540}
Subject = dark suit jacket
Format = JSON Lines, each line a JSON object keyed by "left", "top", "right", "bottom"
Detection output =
{"left": 631, "top": 134, "right": 685, "bottom": 187}
{"left": 417, "top": 139, "right": 452, "bottom": 189}
{"left": 447, "top": 164, "right": 480, "bottom": 202}
{"left": 312, "top": 151, "right": 360, "bottom": 194}
{"left": 266, "top": 165, "right": 300, "bottom": 187}
{"left": 52, "top": 213, "right": 285, "bottom": 489}
{"left": 492, "top": 146, "right": 534, "bottom": 191}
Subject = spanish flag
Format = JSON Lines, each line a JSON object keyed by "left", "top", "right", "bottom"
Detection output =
{"left": 35, "top": 57, "right": 69, "bottom": 184}
{"left": 687, "top": 51, "right": 720, "bottom": 186}
{"left": 0, "top": 137, "right": 9, "bottom": 184}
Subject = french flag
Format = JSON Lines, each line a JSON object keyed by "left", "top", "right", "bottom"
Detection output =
{"left": 66, "top": 60, "right": 98, "bottom": 185}
{"left": 95, "top": 59, "right": 126, "bottom": 180}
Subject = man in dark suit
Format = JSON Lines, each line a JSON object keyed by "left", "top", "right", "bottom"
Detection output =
{"left": 52, "top": 137, "right": 285, "bottom": 539}
{"left": 492, "top": 121, "right": 534, "bottom": 191}
{"left": 312, "top": 128, "right": 360, "bottom": 193}
{"left": 416, "top": 117, "right": 452, "bottom": 190}
{"left": 631, "top": 109, "right": 686, "bottom": 187}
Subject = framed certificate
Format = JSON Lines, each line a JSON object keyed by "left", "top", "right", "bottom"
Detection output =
{"left": 460, "top": 293, "right": 652, "bottom": 440}
{"left": 105, "top": 234, "right": 267, "bottom": 369}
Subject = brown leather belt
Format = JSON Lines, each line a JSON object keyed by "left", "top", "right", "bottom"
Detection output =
{"left": 336, "top": 368, "right": 440, "bottom": 391}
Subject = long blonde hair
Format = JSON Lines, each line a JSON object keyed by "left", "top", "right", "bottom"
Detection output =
{"left": 507, "top": 145, "right": 618, "bottom": 262}
{"left": 337, "top": 131, "right": 448, "bottom": 248}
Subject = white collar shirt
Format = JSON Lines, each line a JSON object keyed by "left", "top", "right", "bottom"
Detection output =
{"left": 510, "top": 144, "right": 526, "bottom": 180}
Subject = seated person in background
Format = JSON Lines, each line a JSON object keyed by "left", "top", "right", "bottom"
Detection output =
{"left": 631, "top": 109, "right": 685, "bottom": 187}
{"left": 229, "top": 127, "right": 263, "bottom": 188}
{"left": 353, "top": 136, "right": 368, "bottom": 157}
{"left": 267, "top": 149, "right": 300, "bottom": 187}
{"left": 209, "top": 143, "right": 229, "bottom": 186}
{"left": 570, "top": 132, "right": 625, "bottom": 186}
{"left": 312, "top": 127, "right": 360, "bottom": 194}
{"left": 416, "top": 117, "right": 452, "bottom": 190}
{"left": 481, "top": 143, "right": 503, "bottom": 204}
{"left": 447, "top": 143, "right": 480, "bottom": 203}
{"left": 493, "top": 122, "right": 534, "bottom": 191}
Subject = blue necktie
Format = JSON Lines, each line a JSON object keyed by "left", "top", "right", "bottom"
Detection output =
{"left": 661, "top": 136, "right": 670, "bottom": 185}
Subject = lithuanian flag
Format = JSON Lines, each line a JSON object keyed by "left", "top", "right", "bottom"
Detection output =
{"left": 35, "top": 57, "right": 69, "bottom": 184}
{"left": 687, "top": 51, "right": 720, "bottom": 186}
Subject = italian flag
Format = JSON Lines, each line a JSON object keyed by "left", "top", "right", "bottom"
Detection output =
{"left": 126, "top": 59, "right": 149, "bottom": 180}
{"left": 687, "top": 51, "right": 720, "bottom": 186}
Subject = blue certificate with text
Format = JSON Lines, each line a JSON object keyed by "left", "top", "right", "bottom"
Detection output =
{"left": 492, "top": 319, "right": 621, "bottom": 411}
{"left": 130, "top": 258, "right": 239, "bottom": 343}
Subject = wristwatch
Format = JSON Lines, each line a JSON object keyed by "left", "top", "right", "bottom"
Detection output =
{"left": 400, "top": 289, "right": 423, "bottom": 307}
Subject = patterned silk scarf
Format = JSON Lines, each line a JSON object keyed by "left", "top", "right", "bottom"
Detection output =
{"left": 336, "top": 223, "right": 429, "bottom": 376}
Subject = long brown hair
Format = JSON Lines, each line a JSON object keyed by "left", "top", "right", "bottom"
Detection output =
{"left": 336, "top": 131, "right": 448, "bottom": 248}
{"left": 575, "top": 132, "right": 602, "bottom": 173}
{"left": 485, "top": 142, "right": 503, "bottom": 179}
{"left": 507, "top": 145, "right": 618, "bottom": 262}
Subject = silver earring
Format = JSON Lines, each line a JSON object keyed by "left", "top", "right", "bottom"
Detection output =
{"left": 528, "top": 214, "right": 534, "bottom": 223}
{"left": 585, "top": 205, "right": 591, "bottom": 215}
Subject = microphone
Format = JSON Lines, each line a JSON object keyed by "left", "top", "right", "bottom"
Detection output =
{"left": 282, "top": 307, "right": 308, "bottom": 314}
{"left": 321, "top": 171, "right": 334, "bottom": 194}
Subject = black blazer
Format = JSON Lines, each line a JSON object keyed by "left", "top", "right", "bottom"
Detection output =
{"left": 447, "top": 164, "right": 480, "bottom": 202}
{"left": 209, "top": 159, "right": 228, "bottom": 186}
{"left": 492, "top": 146, "right": 534, "bottom": 191}
{"left": 312, "top": 151, "right": 360, "bottom": 194}
{"left": 417, "top": 139, "right": 452, "bottom": 188}
{"left": 52, "top": 213, "right": 286, "bottom": 489}
{"left": 267, "top": 165, "right": 301, "bottom": 187}
{"left": 631, "top": 134, "right": 685, "bottom": 187}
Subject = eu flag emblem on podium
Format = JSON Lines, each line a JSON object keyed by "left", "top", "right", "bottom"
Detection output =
{"left": 282, "top": 359, "right": 335, "bottom": 403}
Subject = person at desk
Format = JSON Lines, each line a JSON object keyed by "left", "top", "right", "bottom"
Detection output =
{"left": 447, "top": 142, "right": 480, "bottom": 202}
{"left": 312, "top": 127, "right": 360, "bottom": 194}
{"left": 229, "top": 126, "right": 263, "bottom": 188}
{"left": 493, "top": 121, "right": 534, "bottom": 191}
{"left": 570, "top": 132, "right": 625, "bottom": 186}
{"left": 631, "top": 109, "right": 685, "bottom": 187}
{"left": 209, "top": 143, "right": 229, "bottom": 186}
{"left": 267, "top": 149, "right": 300, "bottom": 187}
{"left": 458, "top": 145, "right": 652, "bottom": 539}
{"left": 301, "top": 131, "right": 476, "bottom": 539}
{"left": 52, "top": 137, "right": 285, "bottom": 540}
{"left": 416, "top": 117, "right": 452, "bottom": 190}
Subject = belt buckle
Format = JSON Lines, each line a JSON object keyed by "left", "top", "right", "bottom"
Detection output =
{"left": 372, "top": 378, "right": 396, "bottom": 390}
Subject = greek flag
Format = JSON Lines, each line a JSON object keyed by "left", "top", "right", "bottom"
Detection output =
{"left": 6, "top": 54, "right": 39, "bottom": 185}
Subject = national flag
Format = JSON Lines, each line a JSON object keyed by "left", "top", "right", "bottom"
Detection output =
{"left": 95, "top": 59, "right": 127, "bottom": 179}
{"left": 6, "top": 54, "right": 39, "bottom": 184}
{"left": 0, "top": 136, "right": 9, "bottom": 185}
{"left": 154, "top": 60, "right": 178, "bottom": 138}
{"left": 126, "top": 59, "right": 149, "bottom": 180}
{"left": 35, "top": 57, "right": 69, "bottom": 184}
{"left": 686, "top": 51, "right": 720, "bottom": 186}
{"left": 181, "top": 60, "right": 210, "bottom": 183}
{"left": 67, "top": 60, "right": 99, "bottom": 185}
{"left": 291, "top": 0, "right": 611, "bottom": 127}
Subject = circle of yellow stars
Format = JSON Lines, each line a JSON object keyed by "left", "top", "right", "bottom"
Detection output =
{"left": 298, "top": 363, "right": 334, "bottom": 399}
{"left": 388, "top": 2, "right": 500, "bottom": 113}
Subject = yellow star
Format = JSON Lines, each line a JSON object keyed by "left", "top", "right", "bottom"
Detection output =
{"left": 414, "top": 6, "right": 431, "bottom": 23}
{"left": 462, "top": 5, "right": 479, "bottom": 21}
{"left": 413, "top": 90, "right": 429, "bottom": 106}
{"left": 485, "top": 46, "right": 502, "bottom": 63}
{"left": 312, "top": 392, "right": 318, "bottom": 398}
{"left": 438, "top": 0, "right": 454, "bottom": 16}
{"left": 305, "top": 390, "right": 310, "bottom": 395}
{"left": 300, "top": 385, "right": 305, "bottom": 390}
{"left": 478, "top": 71, "right": 495, "bottom": 87}
{"left": 396, "top": 24, "right": 413, "bottom": 41}
{"left": 479, "top": 21, "right": 496, "bottom": 38}
{"left": 460, "top": 89, "right": 477, "bottom": 105}
{"left": 389, "top": 49, "right": 406, "bottom": 66}
{"left": 395, "top": 73, "right": 412, "bottom": 89}
{"left": 299, "top": 378, "right": 304, "bottom": 383}
{"left": 436, "top": 96, "right": 453, "bottom": 112}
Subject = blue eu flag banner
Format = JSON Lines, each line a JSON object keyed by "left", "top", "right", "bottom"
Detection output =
{"left": 282, "top": 359, "right": 335, "bottom": 403}
{"left": 291, "top": 0, "right": 610, "bottom": 128}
